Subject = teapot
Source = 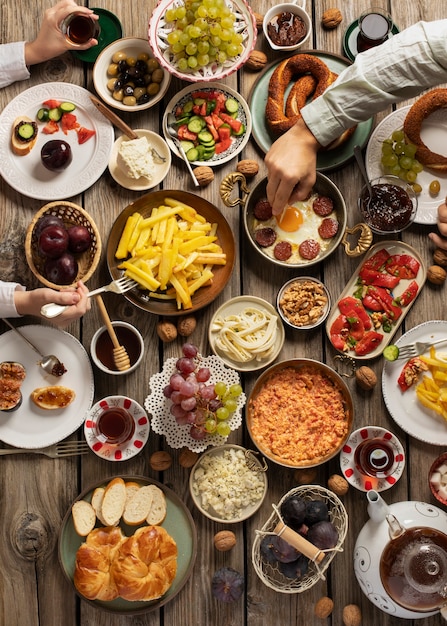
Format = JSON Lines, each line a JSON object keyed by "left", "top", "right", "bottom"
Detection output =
{"left": 354, "top": 490, "right": 447, "bottom": 620}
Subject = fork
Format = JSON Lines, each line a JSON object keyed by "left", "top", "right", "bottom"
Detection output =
{"left": 40, "top": 277, "right": 138, "bottom": 318}
{"left": 396, "top": 338, "right": 447, "bottom": 360}
{"left": 0, "top": 440, "right": 90, "bottom": 458}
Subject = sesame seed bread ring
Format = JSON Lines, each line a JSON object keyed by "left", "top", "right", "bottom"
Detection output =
{"left": 266, "top": 54, "right": 332, "bottom": 135}
{"left": 403, "top": 89, "right": 447, "bottom": 172}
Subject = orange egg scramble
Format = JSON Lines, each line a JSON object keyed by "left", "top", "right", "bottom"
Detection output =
{"left": 248, "top": 366, "right": 349, "bottom": 465}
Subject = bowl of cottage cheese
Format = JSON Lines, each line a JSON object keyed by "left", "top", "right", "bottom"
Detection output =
{"left": 108, "top": 129, "right": 171, "bottom": 190}
{"left": 189, "top": 444, "right": 268, "bottom": 523}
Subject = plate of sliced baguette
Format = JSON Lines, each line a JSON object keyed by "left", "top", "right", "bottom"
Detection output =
{"left": 59, "top": 475, "right": 197, "bottom": 614}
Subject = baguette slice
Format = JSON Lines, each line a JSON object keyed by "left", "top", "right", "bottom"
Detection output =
{"left": 91, "top": 486, "right": 109, "bottom": 526}
{"left": 72, "top": 500, "right": 96, "bottom": 537}
{"left": 30, "top": 386, "right": 75, "bottom": 410}
{"left": 11, "top": 115, "right": 38, "bottom": 156}
{"left": 146, "top": 485, "right": 167, "bottom": 525}
{"left": 123, "top": 485, "right": 154, "bottom": 525}
{"left": 125, "top": 481, "right": 141, "bottom": 506}
{"left": 101, "top": 477, "right": 126, "bottom": 526}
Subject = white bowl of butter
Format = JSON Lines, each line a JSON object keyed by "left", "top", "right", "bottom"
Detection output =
{"left": 108, "top": 129, "right": 171, "bottom": 190}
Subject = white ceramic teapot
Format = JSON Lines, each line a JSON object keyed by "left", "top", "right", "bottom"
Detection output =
{"left": 354, "top": 490, "right": 447, "bottom": 620}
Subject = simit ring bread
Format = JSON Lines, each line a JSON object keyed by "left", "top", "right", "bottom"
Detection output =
{"left": 111, "top": 525, "right": 177, "bottom": 602}
{"left": 403, "top": 88, "right": 447, "bottom": 171}
{"left": 265, "top": 54, "right": 356, "bottom": 148}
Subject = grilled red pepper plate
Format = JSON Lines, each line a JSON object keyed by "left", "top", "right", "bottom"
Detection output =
{"left": 326, "top": 243, "right": 425, "bottom": 358}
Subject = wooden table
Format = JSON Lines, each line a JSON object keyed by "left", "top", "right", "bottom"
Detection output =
{"left": 1, "top": 1, "right": 447, "bottom": 624}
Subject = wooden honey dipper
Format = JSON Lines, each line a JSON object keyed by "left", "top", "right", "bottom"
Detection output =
{"left": 94, "top": 295, "right": 131, "bottom": 372}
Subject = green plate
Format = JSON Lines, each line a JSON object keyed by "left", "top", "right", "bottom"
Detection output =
{"left": 73, "top": 8, "right": 123, "bottom": 63}
{"left": 248, "top": 50, "right": 374, "bottom": 172}
{"left": 58, "top": 475, "right": 197, "bottom": 615}
{"left": 343, "top": 18, "right": 400, "bottom": 62}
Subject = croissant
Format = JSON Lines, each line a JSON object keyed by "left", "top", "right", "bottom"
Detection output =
{"left": 111, "top": 526, "right": 178, "bottom": 602}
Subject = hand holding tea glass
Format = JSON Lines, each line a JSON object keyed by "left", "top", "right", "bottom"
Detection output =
{"left": 24, "top": 0, "right": 99, "bottom": 66}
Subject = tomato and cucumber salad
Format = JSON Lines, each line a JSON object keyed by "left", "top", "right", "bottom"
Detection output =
{"left": 329, "top": 247, "right": 422, "bottom": 357}
{"left": 35, "top": 99, "right": 95, "bottom": 144}
{"left": 172, "top": 89, "right": 246, "bottom": 161}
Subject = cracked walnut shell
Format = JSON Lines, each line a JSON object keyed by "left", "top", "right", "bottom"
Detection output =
{"left": 322, "top": 8, "right": 343, "bottom": 29}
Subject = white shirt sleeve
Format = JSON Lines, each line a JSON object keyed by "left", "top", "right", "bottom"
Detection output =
{"left": 301, "top": 20, "right": 447, "bottom": 146}
{"left": 0, "top": 281, "right": 26, "bottom": 318}
{"left": 0, "top": 41, "right": 30, "bottom": 89}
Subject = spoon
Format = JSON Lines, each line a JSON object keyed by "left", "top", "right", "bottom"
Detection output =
{"left": 354, "top": 144, "right": 373, "bottom": 202}
{"left": 94, "top": 296, "right": 131, "bottom": 372}
{"left": 1, "top": 318, "right": 67, "bottom": 376}
{"left": 166, "top": 114, "right": 200, "bottom": 187}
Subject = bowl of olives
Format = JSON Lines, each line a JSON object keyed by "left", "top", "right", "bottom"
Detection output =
{"left": 25, "top": 201, "right": 101, "bottom": 290}
{"left": 93, "top": 37, "right": 171, "bottom": 112}
{"left": 252, "top": 485, "right": 348, "bottom": 593}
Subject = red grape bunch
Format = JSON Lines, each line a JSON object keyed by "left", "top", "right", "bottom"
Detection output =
{"left": 163, "top": 343, "right": 242, "bottom": 440}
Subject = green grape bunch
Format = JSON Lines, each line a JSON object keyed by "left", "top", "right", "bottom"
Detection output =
{"left": 381, "top": 128, "right": 424, "bottom": 193}
{"left": 164, "top": 0, "right": 245, "bottom": 72}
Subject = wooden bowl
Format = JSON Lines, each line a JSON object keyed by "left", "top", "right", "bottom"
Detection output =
{"left": 246, "top": 358, "right": 354, "bottom": 468}
{"left": 25, "top": 201, "right": 101, "bottom": 290}
{"left": 106, "top": 190, "right": 235, "bottom": 316}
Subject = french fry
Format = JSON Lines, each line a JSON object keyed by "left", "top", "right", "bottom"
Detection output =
{"left": 114, "top": 199, "right": 227, "bottom": 309}
{"left": 416, "top": 348, "right": 447, "bottom": 422}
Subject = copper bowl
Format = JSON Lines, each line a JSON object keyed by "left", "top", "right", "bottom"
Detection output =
{"left": 246, "top": 358, "right": 354, "bottom": 468}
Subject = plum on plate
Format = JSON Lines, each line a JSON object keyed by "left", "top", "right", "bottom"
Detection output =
{"left": 41, "top": 139, "right": 72, "bottom": 172}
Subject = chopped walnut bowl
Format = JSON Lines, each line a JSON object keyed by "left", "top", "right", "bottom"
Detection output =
{"left": 276, "top": 277, "right": 331, "bottom": 330}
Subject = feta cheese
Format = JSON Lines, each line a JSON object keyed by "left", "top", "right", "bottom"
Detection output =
{"left": 192, "top": 448, "right": 265, "bottom": 520}
{"left": 117, "top": 137, "right": 155, "bottom": 180}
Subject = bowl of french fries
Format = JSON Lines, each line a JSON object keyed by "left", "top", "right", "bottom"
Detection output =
{"left": 106, "top": 191, "right": 235, "bottom": 315}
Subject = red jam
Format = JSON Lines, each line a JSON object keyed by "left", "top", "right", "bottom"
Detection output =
{"left": 360, "top": 182, "right": 414, "bottom": 232}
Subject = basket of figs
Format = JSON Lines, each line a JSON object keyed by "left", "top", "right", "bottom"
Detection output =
{"left": 252, "top": 485, "right": 348, "bottom": 593}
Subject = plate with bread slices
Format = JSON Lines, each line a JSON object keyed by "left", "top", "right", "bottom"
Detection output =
{"left": 0, "top": 82, "right": 114, "bottom": 200}
{"left": 59, "top": 475, "right": 197, "bottom": 614}
{"left": 0, "top": 325, "right": 94, "bottom": 448}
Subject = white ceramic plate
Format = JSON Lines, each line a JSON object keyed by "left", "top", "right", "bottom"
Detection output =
{"left": 0, "top": 325, "right": 94, "bottom": 447}
{"left": 84, "top": 395, "right": 149, "bottom": 461}
{"left": 326, "top": 241, "right": 426, "bottom": 360}
{"left": 365, "top": 105, "right": 447, "bottom": 225}
{"left": 208, "top": 295, "right": 285, "bottom": 371}
{"left": 162, "top": 82, "right": 252, "bottom": 166}
{"left": 108, "top": 129, "right": 171, "bottom": 191}
{"left": 382, "top": 320, "right": 447, "bottom": 445}
{"left": 0, "top": 83, "right": 114, "bottom": 200}
{"left": 339, "top": 426, "right": 405, "bottom": 493}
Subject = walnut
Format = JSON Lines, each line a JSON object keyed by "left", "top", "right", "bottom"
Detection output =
{"left": 213, "top": 530, "right": 237, "bottom": 551}
{"left": 244, "top": 50, "right": 268, "bottom": 71}
{"left": 314, "top": 596, "right": 334, "bottom": 619}
{"left": 328, "top": 474, "right": 349, "bottom": 496}
{"left": 177, "top": 315, "right": 197, "bottom": 337}
{"left": 342, "top": 604, "right": 362, "bottom": 626}
{"left": 355, "top": 365, "right": 377, "bottom": 390}
{"left": 178, "top": 447, "right": 199, "bottom": 468}
{"left": 150, "top": 451, "right": 172, "bottom": 471}
{"left": 156, "top": 319, "right": 177, "bottom": 342}
{"left": 253, "top": 12, "right": 264, "bottom": 31}
{"left": 236, "top": 159, "right": 259, "bottom": 178}
{"left": 193, "top": 165, "right": 214, "bottom": 187}
{"left": 322, "top": 8, "right": 343, "bottom": 29}
{"left": 293, "top": 467, "right": 317, "bottom": 484}
{"left": 433, "top": 247, "right": 447, "bottom": 267}
{"left": 427, "top": 265, "right": 447, "bottom": 285}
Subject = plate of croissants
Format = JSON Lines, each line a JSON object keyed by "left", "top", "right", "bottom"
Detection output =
{"left": 58, "top": 475, "right": 197, "bottom": 614}
{"left": 249, "top": 50, "right": 374, "bottom": 172}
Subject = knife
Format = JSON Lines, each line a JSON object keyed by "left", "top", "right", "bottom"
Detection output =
{"left": 90, "top": 95, "right": 138, "bottom": 139}
{"left": 90, "top": 95, "right": 166, "bottom": 163}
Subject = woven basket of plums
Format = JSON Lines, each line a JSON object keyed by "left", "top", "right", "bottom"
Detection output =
{"left": 25, "top": 201, "right": 101, "bottom": 290}
{"left": 252, "top": 485, "right": 348, "bottom": 593}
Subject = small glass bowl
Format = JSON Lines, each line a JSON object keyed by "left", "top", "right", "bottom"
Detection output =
{"left": 358, "top": 175, "right": 417, "bottom": 234}
{"left": 428, "top": 452, "right": 447, "bottom": 507}
{"left": 276, "top": 277, "right": 331, "bottom": 330}
{"left": 90, "top": 321, "right": 144, "bottom": 375}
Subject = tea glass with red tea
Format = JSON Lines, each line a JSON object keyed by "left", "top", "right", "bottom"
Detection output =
{"left": 92, "top": 404, "right": 135, "bottom": 446}
{"left": 60, "top": 12, "right": 100, "bottom": 45}
{"left": 357, "top": 8, "right": 392, "bottom": 53}
{"left": 354, "top": 437, "right": 399, "bottom": 478}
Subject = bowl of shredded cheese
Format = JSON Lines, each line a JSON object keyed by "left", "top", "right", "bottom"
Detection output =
{"left": 189, "top": 444, "right": 268, "bottom": 522}
{"left": 208, "top": 295, "right": 285, "bottom": 371}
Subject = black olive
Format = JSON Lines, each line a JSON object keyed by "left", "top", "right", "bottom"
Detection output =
{"left": 135, "top": 60, "right": 147, "bottom": 72}
{"left": 118, "top": 60, "right": 129, "bottom": 72}
{"left": 123, "top": 85, "right": 134, "bottom": 97}
{"left": 137, "top": 93, "right": 150, "bottom": 105}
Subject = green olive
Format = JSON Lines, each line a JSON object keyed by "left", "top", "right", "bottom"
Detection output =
{"left": 429, "top": 179, "right": 441, "bottom": 195}
{"left": 107, "top": 63, "right": 119, "bottom": 77}
{"left": 111, "top": 50, "right": 127, "bottom": 63}
{"left": 133, "top": 87, "right": 146, "bottom": 101}
{"left": 147, "top": 83, "right": 160, "bottom": 96}
{"left": 123, "top": 95, "right": 137, "bottom": 107}
{"left": 107, "top": 78, "right": 117, "bottom": 91}
{"left": 151, "top": 68, "right": 164, "bottom": 84}
{"left": 112, "top": 89, "right": 124, "bottom": 101}
{"left": 147, "top": 58, "right": 160, "bottom": 72}
{"left": 138, "top": 53, "right": 150, "bottom": 62}
{"left": 126, "top": 56, "right": 137, "bottom": 67}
